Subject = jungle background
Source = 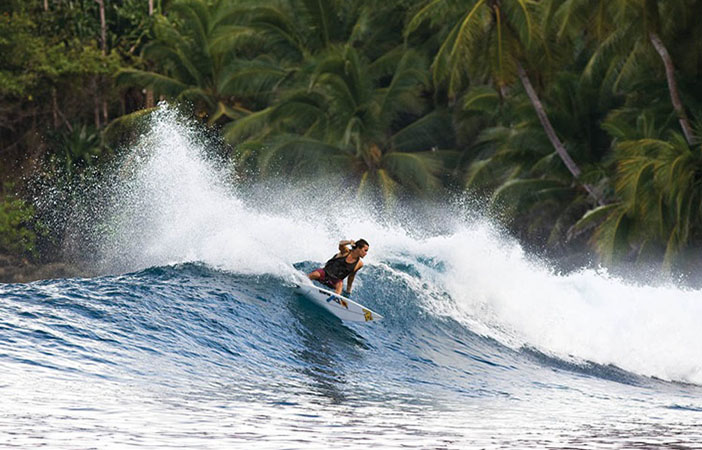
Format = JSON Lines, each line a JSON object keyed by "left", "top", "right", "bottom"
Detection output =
{"left": 2, "top": 0, "right": 702, "bottom": 283}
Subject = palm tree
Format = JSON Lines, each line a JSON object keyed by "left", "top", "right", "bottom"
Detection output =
{"left": 547, "top": 0, "right": 702, "bottom": 269}
{"left": 551, "top": 0, "right": 698, "bottom": 145}
{"left": 225, "top": 45, "right": 456, "bottom": 203}
{"left": 242, "top": 0, "right": 411, "bottom": 60}
{"left": 218, "top": 0, "right": 419, "bottom": 125}
{"left": 462, "top": 69, "right": 611, "bottom": 248}
{"left": 117, "top": 0, "right": 285, "bottom": 122}
{"left": 238, "top": 0, "right": 346, "bottom": 63}
{"left": 573, "top": 108, "right": 702, "bottom": 270}
{"left": 406, "top": 0, "right": 604, "bottom": 205}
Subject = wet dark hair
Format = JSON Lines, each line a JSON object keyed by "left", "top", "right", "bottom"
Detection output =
{"left": 353, "top": 239, "right": 369, "bottom": 249}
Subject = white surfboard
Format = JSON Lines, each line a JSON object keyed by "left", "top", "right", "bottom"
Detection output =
{"left": 294, "top": 283, "right": 383, "bottom": 323}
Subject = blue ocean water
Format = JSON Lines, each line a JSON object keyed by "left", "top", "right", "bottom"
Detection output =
{"left": 2, "top": 107, "right": 702, "bottom": 448}
{"left": 2, "top": 264, "right": 702, "bottom": 448}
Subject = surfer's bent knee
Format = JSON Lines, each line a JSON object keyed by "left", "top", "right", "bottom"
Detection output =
{"left": 308, "top": 269, "right": 323, "bottom": 280}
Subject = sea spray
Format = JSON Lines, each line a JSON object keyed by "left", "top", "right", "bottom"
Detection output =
{"left": 40, "top": 103, "right": 702, "bottom": 385}
{"left": 403, "top": 228, "right": 702, "bottom": 384}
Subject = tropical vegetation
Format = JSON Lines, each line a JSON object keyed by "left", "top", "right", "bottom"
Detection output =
{"left": 3, "top": 0, "right": 702, "bottom": 280}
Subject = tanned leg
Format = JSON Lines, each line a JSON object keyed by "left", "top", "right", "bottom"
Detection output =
{"left": 308, "top": 270, "right": 321, "bottom": 281}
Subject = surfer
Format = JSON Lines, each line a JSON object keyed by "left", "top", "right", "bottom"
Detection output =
{"left": 308, "top": 239, "right": 369, "bottom": 295}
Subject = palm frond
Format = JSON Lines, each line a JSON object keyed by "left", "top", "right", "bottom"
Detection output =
{"left": 462, "top": 85, "right": 500, "bottom": 113}
{"left": 170, "top": 0, "right": 211, "bottom": 51}
{"left": 141, "top": 41, "right": 204, "bottom": 85}
{"left": 582, "top": 24, "right": 632, "bottom": 83}
{"left": 391, "top": 110, "right": 454, "bottom": 152}
{"left": 368, "top": 45, "right": 405, "bottom": 80}
{"left": 116, "top": 69, "right": 188, "bottom": 97}
{"left": 591, "top": 205, "right": 630, "bottom": 265}
{"left": 450, "top": 0, "right": 487, "bottom": 61}
{"left": 502, "top": 0, "right": 534, "bottom": 47}
{"left": 247, "top": 6, "right": 307, "bottom": 59}
{"left": 223, "top": 107, "right": 274, "bottom": 144}
{"left": 209, "top": 102, "right": 249, "bottom": 125}
{"left": 381, "top": 151, "right": 443, "bottom": 193}
{"left": 612, "top": 40, "right": 652, "bottom": 92}
{"left": 431, "top": 21, "right": 463, "bottom": 92}
{"left": 569, "top": 203, "right": 621, "bottom": 239}
{"left": 466, "top": 159, "right": 516, "bottom": 190}
{"left": 102, "top": 107, "right": 159, "bottom": 149}
{"left": 376, "top": 50, "right": 427, "bottom": 125}
{"left": 208, "top": 25, "right": 257, "bottom": 56}
{"left": 490, "top": 178, "right": 567, "bottom": 216}
{"left": 257, "top": 135, "right": 343, "bottom": 176}
{"left": 300, "top": 0, "right": 334, "bottom": 47}
{"left": 270, "top": 90, "right": 328, "bottom": 135}
{"left": 405, "top": 0, "right": 450, "bottom": 37}
{"left": 547, "top": 0, "right": 590, "bottom": 42}
{"left": 217, "top": 59, "right": 288, "bottom": 99}
{"left": 377, "top": 168, "right": 399, "bottom": 205}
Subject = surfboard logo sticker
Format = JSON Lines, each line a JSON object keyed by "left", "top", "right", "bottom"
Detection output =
{"left": 325, "top": 295, "right": 349, "bottom": 309}
{"left": 362, "top": 308, "right": 373, "bottom": 322}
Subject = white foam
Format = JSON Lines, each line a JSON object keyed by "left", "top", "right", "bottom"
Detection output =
{"left": 97, "top": 104, "right": 702, "bottom": 385}
{"left": 412, "top": 228, "right": 702, "bottom": 384}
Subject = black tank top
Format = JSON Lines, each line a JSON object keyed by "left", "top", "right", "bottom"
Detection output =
{"left": 323, "top": 254, "right": 359, "bottom": 280}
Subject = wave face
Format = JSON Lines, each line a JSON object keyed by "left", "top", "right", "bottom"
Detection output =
{"left": 3, "top": 106, "right": 702, "bottom": 448}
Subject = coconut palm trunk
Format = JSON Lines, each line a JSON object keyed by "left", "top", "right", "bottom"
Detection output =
{"left": 96, "top": 0, "right": 107, "bottom": 55}
{"left": 93, "top": 77, "right": 100, "bottom": 128}
{"left": 516, "top": 63, "right": 603, "bottom": 205}
{"left": 90, "top": 0, "right": 109, "bottom": 126}
{"left": 146, "top": 0, "right": 155, "bottom": 108}
{"left": 648, "top": 31, "right": 695, "bottom": 145}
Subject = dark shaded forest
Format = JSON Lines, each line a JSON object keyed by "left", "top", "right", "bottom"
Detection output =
{"left": 3, "top": 0, "right": 702, "bottom": 282}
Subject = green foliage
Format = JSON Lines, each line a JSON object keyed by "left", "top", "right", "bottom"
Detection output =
{"left": 109, "top": 0, "right": 158, "bottom": 55}
{"left": 49, "top": 124, "right": 104, "bottom": 177}
{"left": 0, "top": 189, "right": 39, "bottom": 257}
{"left": 4, "top": 0, "right": 702, "bottom": 273}
{"left": 580, "top": 129, "right": 702, "bottom": 270}
{"left": 0, "top": 1, "right": 145, "bottom": 187}
{"left": 102, "top": 107, "right": 159, "bottom": 149}
{"left": 461, "top": 67, "right": 612, "bottom": 250}
{"left": 407, "top": 0, "right": 543, "bottom": 97}
{"left": 117, "top": 0, "right": 276, "bottom": 121}
{"left": 0, "top": 11, "right": 116, "bottom": 98}
{"left": 226, "top": 44, "right": 457, "bottom": 204}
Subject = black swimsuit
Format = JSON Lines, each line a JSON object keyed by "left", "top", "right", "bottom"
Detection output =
{"left": 323, "top": 254, "right": 359, "bottom": 281}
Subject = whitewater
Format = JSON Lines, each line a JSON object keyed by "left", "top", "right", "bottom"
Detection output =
{"left": 1, "top": 106, "right": 702, "bottom": 448}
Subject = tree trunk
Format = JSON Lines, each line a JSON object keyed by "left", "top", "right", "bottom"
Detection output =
{"left": 649, "top": 31, "right": 695, "bottom": 145}
{"left": 146, "top": 0, "right": 155, "bottom": 108}
{"left": 52, "top": 88, "right": 59, "bottom": 128}
{"left": 93, "top": 78, "right": 101, "bottom": 129}
{"left": 44, "top": 0, "right": 49, "bottom": 11}
{"left": 95, "top": 0, "right": 107, "bottom": 56}
{"left": 145, "top": 89, "right": 155, "bottom": 109}
{"left": 92, "top": 0, "right": 107, "bottom": 126}
{"left": 52, "top": 87, "right": 73, "bottom": 131}
{"left": 517, "top": 63, "right": 604, "bottom": 205}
